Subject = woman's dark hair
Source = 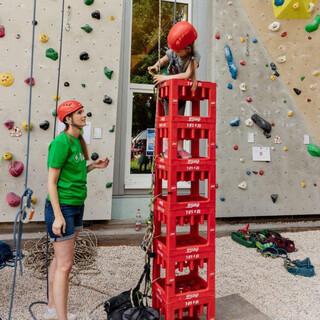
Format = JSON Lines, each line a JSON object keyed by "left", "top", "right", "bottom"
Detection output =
{"left": 64, "top": 122, "right": 89, "bottom": 160}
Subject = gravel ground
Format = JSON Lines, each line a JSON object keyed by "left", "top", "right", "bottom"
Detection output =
{"left": 1, "top": 231, "right": 320, "bottom": 320}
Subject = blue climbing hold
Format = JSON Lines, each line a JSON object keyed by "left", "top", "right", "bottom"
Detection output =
{"left": 227, "top": 83, "right": 233, "bottom": 90}
{"left": 229, "top": 117, "right": 240, "bottom": 127}
{"left": 224, "top": 45, "right": 238, "bottom": 80}
{"left": 252, "top": 37, "right": 258, "bottom": 43}
{"left": 274, "top": 0, "right": 285, "bottom": 6}
{"left": 246, "top": 170, "right": 251, "bottom": 176}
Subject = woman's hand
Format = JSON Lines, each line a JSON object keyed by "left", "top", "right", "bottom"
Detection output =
{"left": 147, "top": 65, "right": 159, "bottom": 75}
{"left": 93, "top": 157, "right": 109, "bottom": 169}
{"left": 52, "top": 215, "right": 66, "bottom": 237}
{"left": 153, "top": 74, "right": 168, "bottom": 86}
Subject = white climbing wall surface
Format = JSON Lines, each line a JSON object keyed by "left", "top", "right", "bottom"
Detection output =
{"left": 0, "top": 0, "right": 123, "bottom": 222}
{"left": 212, "top": 0, "right": 320, "bottom": 217}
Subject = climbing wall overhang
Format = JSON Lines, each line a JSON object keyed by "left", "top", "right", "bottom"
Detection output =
{"left": 273, "top": 0, "right": 318, "bottom": 19}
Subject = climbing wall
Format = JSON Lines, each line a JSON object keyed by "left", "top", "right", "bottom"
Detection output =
{"left": 212, "top": 0, "right": 320, "bottom": 217}
{"left": 0, "top": 0, "right": 123, "bottom": 222}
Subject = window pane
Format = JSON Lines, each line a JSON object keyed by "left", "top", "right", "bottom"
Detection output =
{"left": 130, "top": 0, "right": 188, "bottom": 84}
{"left": 130, "top": 92, "right": 156, "bottom": 174}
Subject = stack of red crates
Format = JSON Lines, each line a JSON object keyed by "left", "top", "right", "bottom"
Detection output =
{"left": 152, "top": 79, "right": 216, "bottom": 320}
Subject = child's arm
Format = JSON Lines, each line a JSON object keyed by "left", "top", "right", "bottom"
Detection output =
{"left": 153, "top": 59, "right": 198, "bottom": 85}
{"left": 148, "top": 55, "right": 169, "bottom": 75}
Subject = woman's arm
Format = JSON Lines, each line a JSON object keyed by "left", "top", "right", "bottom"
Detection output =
{"left": 87, "top": 157, "right": 109, "bottom": 173}
{"left": 148, "top": 55, "right": 169, "bottom": 74}
{"left": 48, "top": 168, "right": 66, "bottom": 236}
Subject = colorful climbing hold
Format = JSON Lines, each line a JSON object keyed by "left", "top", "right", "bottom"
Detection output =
{"left": 214, "top": 32, "right": 221, "bottom": 40}
{"left": 269, "top": 21, "right": 281, "bottom": 32}
{"left": 22, "top": 121, "right": 33, "bottom": 131}
{"left": 276, "top": 55, "right": 286, "bottom": 63}
{"left": 31, "top": 195, "right": 37, "bottom": 205}
{"left": 239, "top": 82, "right": 247, "bottom": 92}
{"left": 270, "top": 74, "right": 277, "bottom": 81}
{"left": 300, "top": 75, "right": 306, "bottom": 81}
{"left": 238, "top": 181, "right": 247, "bottom": 190}
{"left": 227, "top": 83, "right": 233, "bottom": 90}
{"left": 239, "top": 37, "right": 245, "bottom": 43}
{"left": 259, "top": 170, "right": 264, "bottom": 176}
{"left": 109, "top": 16, "right": 116, "bottom": 21}
{"left": 39, "top": 33, "right": 49, "bottom": 43}
{"left": 280, "top": 31, "right": 288, "bottom": 37}
{"left": 300, "top": 180, "right": 306, "bottom": 188}
{"left": 9, "top": 161, "right": 24, "bottom": 177}
{"left": 224, "top": 45, "right": 238, "bottom": 80}
{"left": 91, "top": 10, "right": 101, "bottom": 19}
{"left": 104, "top": 67, "right": 113, "bottom": 79}
{"left": 287, "top": 110, "right": 294, "bottom": 117}
{"left": 24, "top": 77, "right": 35, "bottom": 86}
{"left": 4, "top": 120, "right": 14, "bottom": 130}
{"left": 6, "top": 192, "right": 21, "bottom": 207}
{"left": 87, "top": 112, "right": 92, "bottom": 117}
{"left": 53, "top": 95, "right": 60, "bottom": 101}
{"left": 305, "top": 14, "right": 320, "bottom": 33}
{"left": 84, "top": 0, "right": 94, "bottom": 5}
{"left": 3, "top": 152, "right": 13, "bottom": 161}
{"left": 0, "top": 73, "right": 14, "bottom": 87}
{"left": 81, "top": 24, "right": 93, "bottom": 33}
{"left": 0, "top": 25, "right": 5, "bottom": 38}
{"left": 293, "top": 88, "right": 301, "bottom": 95}
{"left": 80, "top": 52, "right": 90, "bottom": 61}
{"left": 240, "top": 60, "right": 246, "bottom": 66}
{"left": 109, "top": 125, "right": 115, "bottom": 133}
{"left": 245, "top": 118, "right": 253, "bottom": 127}
{"left": 246, "top": 170, "right": 251, "bottom": 176}
{"left": 9, "top": 126, "right": 22, "bottom": 137}
{"left": 51, "top": 109, "right": 57, "bottom": 117}
{"left": 252, "top": 37, "right": 258, "bottom": 43}
{"left": 307, "top": 98, "right": 312, "bottom": 102}
{"left": 103, "top": 95, "right": 113, "bottom": 104}
{"left": 229, "top": 117, "right": 240, "bottom": 127}
{"left": 39, "top": 120, "right": 50, "bottom": 130}
{"left": 233, "top": 145, "right": 239, "bottom": 151}
{"left": 283, "top": 146, "right": 288, "bottom": 151}
{"left": 312, "top": 69, "right": 320, "bottom": 77}
{"left": 219, "top": 196, "right": 225, "bottom": 202}
{"left": 239, "top": 158, "right": 245, "bottom": 163}
{"left": 46, "top": 48, "right": 58, "bottom": 61}
{"left": 81, "top": 83, "right": 86, "bottom": 88}
{"left": 91, "top": 152, "right": 99, "bottom": 161}
{"left": 246, "top": 97, "right": 253, "bottom": 103}
{"left": 106, "top": 182, "right": 113, "bottom": 188}
{"left": 64, "top": 81, "right": 70, "bottom": 87}
{"left": 307, "top": 143, "right": 320, "bottom": 157}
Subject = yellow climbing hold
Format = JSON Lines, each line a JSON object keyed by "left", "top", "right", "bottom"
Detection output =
{"left": 273, "top": 0, "right": 318, "bottom": 19}
{"left": 3, "top": 152, "right": 13, "bottom": 160}
{"left": 287, "top": 110, "right": 294, "bottom": 117}
{"left": 240, "top": 37, "right": 246, "bottom": 43}
{"left": 300, "top": 180, "right": 306, "bottom": 188}
{"left": 283, "top": 146, "right": 288, "bottom": 151}
{"left": 109, "top": 15, "right": 116, "bottom": 21}
{"left": 39, "top": 33, "right": 49, "bottom": 43}
{"left": 0, "top": 72, "right": 15, "bottom": 87}
{"left": 22, "top": 121, "right": 33, "bottom": 131}
{"left": 31, "top": 195, "right": 37, "bottom": 205}
{"left": 53, "top": 95, "right": 60, "bottom": 101}
{"left": 270, "top": 74, "right": 277, "bottom": 81}
{"left": 312, "top": 69, "right": 320, "bottom": 76}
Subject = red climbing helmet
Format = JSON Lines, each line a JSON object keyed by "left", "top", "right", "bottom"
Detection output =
{"left": 167, "top": 21, "right": 198, "bottom": 51}
{"left": 57, "top": 100, "right": 83, "bottom": 122}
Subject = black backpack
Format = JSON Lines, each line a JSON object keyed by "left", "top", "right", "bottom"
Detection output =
{"left": 0, "top": 240, "right": 13, "bottom": 267}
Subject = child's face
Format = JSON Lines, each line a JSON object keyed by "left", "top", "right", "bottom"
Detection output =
{"left": 174, "top": 47, "right": 190, "bottom": 58}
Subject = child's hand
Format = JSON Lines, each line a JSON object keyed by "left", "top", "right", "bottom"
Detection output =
{"left": 153, "top": 74, "right": 168, "bottom": 86}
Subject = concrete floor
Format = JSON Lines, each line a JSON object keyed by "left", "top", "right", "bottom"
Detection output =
{"left": 216, "top": 294, "right": 271, "bottom": 320}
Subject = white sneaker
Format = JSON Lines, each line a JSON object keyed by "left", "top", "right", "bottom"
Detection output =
{"left": 43, "top": 307, "right": 77, "bottom": 320}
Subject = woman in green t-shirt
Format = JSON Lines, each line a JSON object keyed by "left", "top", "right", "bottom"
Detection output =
{"left": 44, "top": 100, "right": 109, "bottom": 320}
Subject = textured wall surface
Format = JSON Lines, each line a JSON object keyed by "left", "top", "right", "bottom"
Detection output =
{"left": 212, "top": 0, "right": 320, "bottom": 216}
{"left": 0, "top": 0, "right": 123, "bottom": 222}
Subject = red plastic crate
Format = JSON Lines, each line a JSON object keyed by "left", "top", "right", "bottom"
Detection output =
{"left": 153, "top": 282, "right": 215, "bottom": 319}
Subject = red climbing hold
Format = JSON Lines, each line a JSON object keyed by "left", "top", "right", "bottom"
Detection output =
{"left": 215, "top": 32, "right": 221, "bottom": 40}
{"left": 233, "top": 145, "right": 239, "bottom": 150}
{"left": 6, "top": 192, "right": 21, "bottom": 207}
{"left": 246, "top": 97, "right": 253, "bottom": 103}
{"left": 259, "top": 170, "right": 264, "bottom": 176}
{"left": 280, "top": 31, "right": 288, "bottom": 37}
{"left": 9, "top": 161, "right": 24, "bottom": 177}
{"left": 4, "top": 120, "right": 14, "bottom": 130}
{"left": 0, "top": 25, "right": 5, "bottom": 38}
{"left": 240, "top": 60, "right": 246, "bottom": 66}
{"left": 24, "top": 77, "right": 35, "bottom": 86}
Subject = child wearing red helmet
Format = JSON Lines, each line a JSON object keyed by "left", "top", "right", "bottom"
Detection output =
{"left": 148, "top": 21, "right": 200, "bottom": 159}
{"left": 44, "top": 100, "right": 109, "bottom": 320}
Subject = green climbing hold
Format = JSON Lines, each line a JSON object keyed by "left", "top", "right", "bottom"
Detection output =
{"left": 104, "top": 67, "right": 113, "bottom": 80}
{"left": 305, "top": 15, "right": 320, "bottom": 33}
{"left": 109, "top": 125, "right": 115, "bottom": 133}
{"left": 46, "top": 48, "right": 58, "bottom": 61}
{"left": 84, "top": 0, "right": 94, "bottom": 5}
{"left": 300, "top": 76, "right": 306, "bottom": 81}
{"left": 81, "top": 83, "right": 86, "bottom": 88}
{"left": 51, "top": 108, "right": 57, "bottom": 117}
{"left": 81, "top": 24, "right": 93, "bottom": 33}
{"left": 307, "top": 144, "right": 320, "bottom": 157}
{"left": 106, "top": 182, "right": 113, "bottom": 188}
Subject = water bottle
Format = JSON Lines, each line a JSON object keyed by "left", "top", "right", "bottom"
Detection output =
{"left": 135, "top": 208, "right": 142, "bottom": 231}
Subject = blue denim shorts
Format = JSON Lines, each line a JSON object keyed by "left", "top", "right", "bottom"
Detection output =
{"left": 44, "top": 200, "right": 84, "bottom": 242}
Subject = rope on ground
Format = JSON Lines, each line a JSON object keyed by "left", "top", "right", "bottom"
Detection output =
{"left": 23, "top": 229, "right": 107, "bottom": 295}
